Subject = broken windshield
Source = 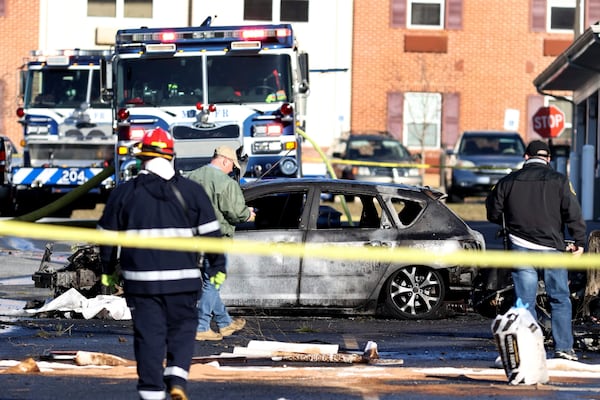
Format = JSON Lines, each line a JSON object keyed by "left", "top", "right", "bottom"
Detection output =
{"left": 116, "top": 54, "right": 292, "bottom": 107}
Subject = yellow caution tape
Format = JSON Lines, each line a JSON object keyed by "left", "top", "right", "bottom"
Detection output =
{"left": 0, "top": 220, "right": 598, "bottom": 270}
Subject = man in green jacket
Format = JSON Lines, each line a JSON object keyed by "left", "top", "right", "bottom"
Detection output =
{"left": 188, "top": 146, "right": 255, "bottom": 340}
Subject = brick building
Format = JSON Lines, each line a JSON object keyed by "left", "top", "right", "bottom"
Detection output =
{"left": 0, "top": 0, "right": 38, "bottom": 147}
{"left": 350, "top": 0, "right": 600, "bottom": 167}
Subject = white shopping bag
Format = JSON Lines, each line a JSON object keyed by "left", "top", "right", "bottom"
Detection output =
{"left": 491, "top": 298, "right": 548, "bottom": 385}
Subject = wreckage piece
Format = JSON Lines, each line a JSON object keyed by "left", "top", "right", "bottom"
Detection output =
{"left": 226, "top": 340, "right": 385, "bottom": 365}
{"left": 2, "top": 358, "right": 41, "bottom": 374}
{"left": 74, "top": 351, "right": 133, "bottom": 367}
{"left": 32, "top": 243, "right": 105, "bottom": 299}
{"left": 271, "top": 351, "right": 369, "bottom": 364}
{"left": 237, "top": 340, "right": 339, "bottom": 355}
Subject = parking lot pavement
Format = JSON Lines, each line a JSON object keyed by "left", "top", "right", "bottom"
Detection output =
{"left": 2, "top": 313, "right": 600, "bottom": 399}
{"left": 2, "top": 221, "right": 600, "bottom": 398}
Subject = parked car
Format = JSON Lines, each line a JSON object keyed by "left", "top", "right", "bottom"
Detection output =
{"left": 219, "top": 178, "right": 485, "bottom": 320}
{"left": 443, "top": 131, "right": 526, "bottom": 203}
{"left": 331, "top": 133, "right": 423, "bottom": 186}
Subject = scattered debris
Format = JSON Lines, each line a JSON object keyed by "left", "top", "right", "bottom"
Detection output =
{"left": 2, "top": 358, "right": 40, "bottom": 374}
{"left": 222, "top": 340, "right": 390, "bottom": 365}
{"left": 25, "top": 288, "right": 131, "bottom": 320}
{"left": 74, "top": 351, "right": 133, "bottom": 367}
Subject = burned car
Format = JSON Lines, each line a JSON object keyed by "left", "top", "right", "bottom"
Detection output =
{"left": 222, "top": 178, "right": 485, "bottom": 319}
{"left": 33, "top": 178, "right": 485, "bottom": 320}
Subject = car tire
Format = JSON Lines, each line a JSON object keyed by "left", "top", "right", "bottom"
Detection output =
{"left": 383, "top": 265, "right": 446, "bottom": 320}
{"left": 446, "top": 187, "right": 464, "bottom": 203}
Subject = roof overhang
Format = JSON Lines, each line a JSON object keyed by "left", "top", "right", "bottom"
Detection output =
{"left": 534, "top": 23, "right": 600, "bottom": 95}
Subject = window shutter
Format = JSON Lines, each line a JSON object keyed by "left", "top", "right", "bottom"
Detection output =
{"left": 531, "top": 0, "right": 547, "bottom": 32}
{"left": 446, "top": 0, "right": 463, "bottom": 30}
{"left": 387, "top": 92, "right": 404, "bottom": 141}
{"left": 527, "top": 95, "right": 545, "bottom": 141}
{"left": 586, "top": 0, "right": 600, "bottom": 26}
{"left": 391, "top": 0, "right": 406, "bottom": 28}
{"left": 442, "top": 93, "right": 460, "bottom": 147}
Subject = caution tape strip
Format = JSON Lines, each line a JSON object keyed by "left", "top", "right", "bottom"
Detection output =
{"left": 0, "top": 220, "right": 598, "bottom": 270}
{"left": 303, "top": 156, "right": 518, "bottom": 171}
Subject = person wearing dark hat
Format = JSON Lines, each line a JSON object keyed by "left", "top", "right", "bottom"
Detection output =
{"left": 98, "top": 127, "right": 225, "bottom": 400}
{"left": 486, "top": 139, "right": 586, "bottom": 361}
{"left": 188, "top": 145, "right": 255, "bottom": 341}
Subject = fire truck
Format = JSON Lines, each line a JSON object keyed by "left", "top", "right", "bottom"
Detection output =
{"left": 101, "top": 20, "right": 310, "bottom": 183}
{"left": 14, "top": 49, "right": 116, "bottom": 216}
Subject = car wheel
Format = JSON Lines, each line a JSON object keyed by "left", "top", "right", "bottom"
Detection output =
{"left": 383, "top": 265, "right": 446, "bottom": 319}
{"left": 446, "top": 187, "right": 464, "bottom": 203}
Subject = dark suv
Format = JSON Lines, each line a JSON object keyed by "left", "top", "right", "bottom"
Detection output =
{"left": 443, "top": 131, "right": 526, "bottom": 203}
{"left": 331, "top": 133, "right": 422, "bottom": 186}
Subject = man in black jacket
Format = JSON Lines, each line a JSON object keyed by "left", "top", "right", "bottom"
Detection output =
{"left": 98, "top": 127, "right": 225, "bottom": 400}
{"left": 486, "top": 139, "right": 586, "bottom": 361}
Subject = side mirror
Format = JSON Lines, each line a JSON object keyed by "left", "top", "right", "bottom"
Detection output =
{"left": 298, "top": 53, "right": 310, "bottom": 94}
{"left": 100, "top": 58, "right": 114, "bottom": 102}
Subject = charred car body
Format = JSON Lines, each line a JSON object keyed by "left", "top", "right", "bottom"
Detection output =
{"left": 33, "top": 178, "right": 485, "bottom": 320}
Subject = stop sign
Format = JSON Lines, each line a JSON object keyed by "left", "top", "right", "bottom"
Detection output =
{"left": 532, "top": 105, "right": 565, "bottom": 138}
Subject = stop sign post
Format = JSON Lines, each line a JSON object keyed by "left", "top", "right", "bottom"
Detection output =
{"left": 532, "top": 105, "right": 565, "bottom": 138}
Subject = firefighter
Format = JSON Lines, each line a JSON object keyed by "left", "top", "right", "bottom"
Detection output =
{"left": 98, "top": 127, "right": 225, "bottom": 400}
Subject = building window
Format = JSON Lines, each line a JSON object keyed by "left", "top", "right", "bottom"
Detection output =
{"left": 88, "top": 0, "right": 116, "bottom": 17}
{"left": 547, "top": 0, "right": 576, "bottom": 32}
{"left": 124, "top": 0, "right": 152, "bottom": 18}
{"left": 245, "top": 0, "right": 273, "bottom": 21}
{"left": 403, "top": 92, "right": 442, "bottom": 148}
{"left": 245, "top": 0, "right": 308, "bottom": 22}
{"left": 0, "top": 0, "right": 5, "bottom": 17}
{"left": 88, "top": 0, "right": 152, "bottom": 18}
{"left": 281, "top": 0, "right": 309, "bottom": 22}
{"left": 407, "top": 0, "right": 444, "bottom": 29}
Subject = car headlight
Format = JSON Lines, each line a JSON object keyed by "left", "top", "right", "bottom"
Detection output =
{"left": 357, "top": 166, "right": 372, "bottom": 175}
{"left": 407, "top": 168, "right": 420, "bottom": 176}
{"left": 456, "top": 160, "right": 476, "bottom": 168}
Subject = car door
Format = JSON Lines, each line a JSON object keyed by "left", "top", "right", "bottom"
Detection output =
{"left": 299, "top": 186, "right": 397, "bottom": 308}
{"left": 220, "top": 187, "right": 309, "bottom": 308}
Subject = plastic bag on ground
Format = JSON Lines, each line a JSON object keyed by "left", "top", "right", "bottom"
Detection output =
{"left": 491, "top": 298, "right": 548, "bottom": 385}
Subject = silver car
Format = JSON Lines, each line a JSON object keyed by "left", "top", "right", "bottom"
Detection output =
{"left": 221, "top": 178, "right": 485, "bottom": 320}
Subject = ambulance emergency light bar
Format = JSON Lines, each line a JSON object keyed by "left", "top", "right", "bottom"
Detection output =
{"left": 116, "top": 24, "right": 294, "bottom": 50}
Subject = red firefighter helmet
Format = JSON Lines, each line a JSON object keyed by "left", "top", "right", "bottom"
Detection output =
{"left": 136, "top": 127, "right": 175, "bottom": 160}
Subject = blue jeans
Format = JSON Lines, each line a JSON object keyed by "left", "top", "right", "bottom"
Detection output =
{"left": 197, "top": 258, "right": 232, "bottom": 332}
{"left": 510, "top": 243, "right": 573, "bottom": 352}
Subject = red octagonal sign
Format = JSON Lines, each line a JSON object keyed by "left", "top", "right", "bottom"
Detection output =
{"left": 532, "top": 105, "right": 565, "bottom": 138}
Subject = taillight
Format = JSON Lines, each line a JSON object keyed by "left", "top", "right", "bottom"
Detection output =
{"left": 0, "top": 148, "right": 6, "bottom": 174}
{"left": 253, "top": 123, "right": 283, "bottom": 137}
{"left": 196, "top": 102, "right": 216, "bottom": 113}
{"left": 117, "top": 108, "right": 130, "bottom": 121}
{"left": 129, "top": 127, "right": 147, "bottom": 140}
{"left": 280, "top": 103, "right": 293, "bottom": 115}
{"left": 16, "top": 108, "right": 25, "bottom": 118}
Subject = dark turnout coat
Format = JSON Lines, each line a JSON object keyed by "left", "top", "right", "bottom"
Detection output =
{"left": 486, "top": 160, "right": 587, "bottom": 250}
{"left": 98, "top": 171, "right": 225, "bottom": 295}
